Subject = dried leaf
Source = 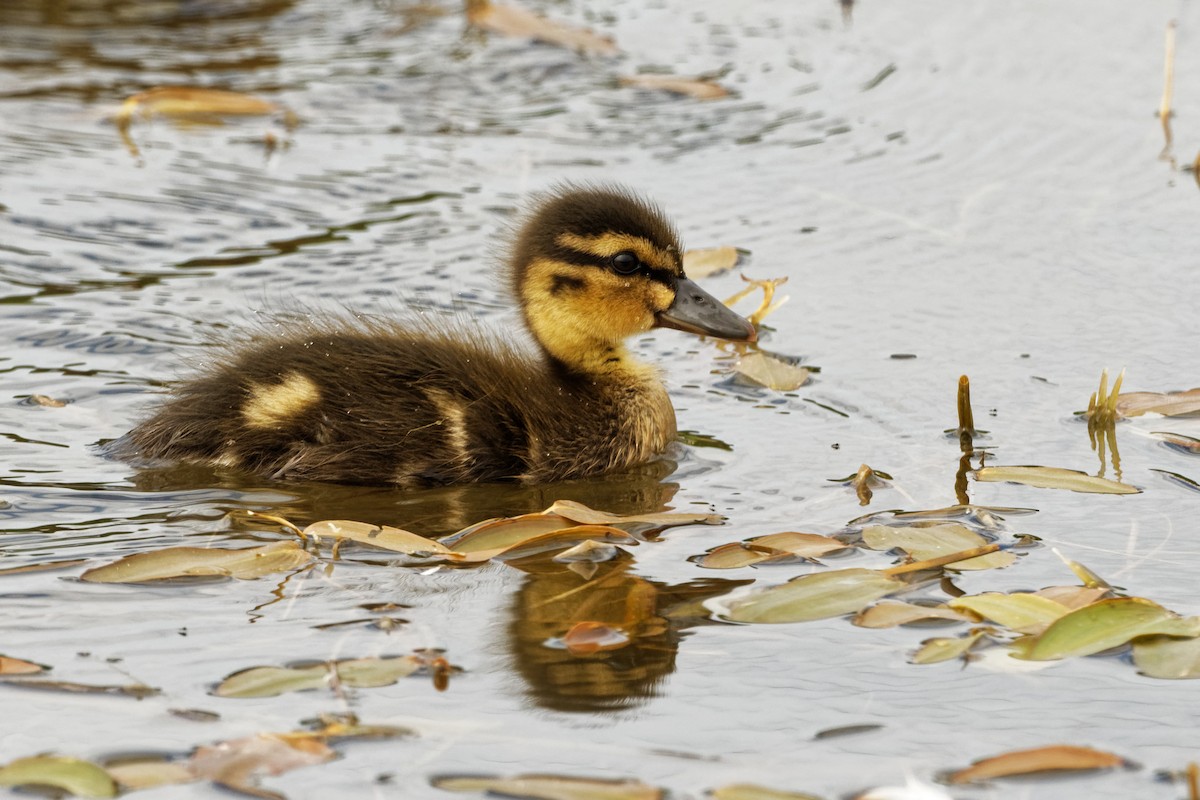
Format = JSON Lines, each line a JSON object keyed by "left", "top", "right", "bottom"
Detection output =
{"left": 543, "top": 499, "right": 723, "bottom": 528}
{"left": 465, "top": 0, "right": 618, "bottom": 55}
{"left": 117, "top": 87, "right": 279, "bottom": 122}
{"left": 948, "top": 593, "right": 1072, "bottom": 634}
{"left": 712, "top": 785, "right": 823, "bottom": 800}
{"left": 698, "top": 533, "right": 847, "bottom": 569}
{"left": 80, "top": 541, "right": 314, "bottom": 584}
{"left": 734, "top": 352, "right": 811, "bottom": 391}
{"left": 444, "top": 513, "right": 575, "bottom": 552}
{"left": 1019, "top": 598, "right": 1200, "bottom": 661}
{"left": 454, "top": 525, "right": 637, "bottom": 563}
{"left": 432, "top": 774, "right": 662, "bottom": 800}
{"left": 0, "top": 558, "right": 88, "bottom": 577}
{"left": 302, "top": 519, "right": 452, "bottom": 556}
{"left": 853, "top": 600, "right": 976, "bottom": 629}
{"left": 1133, "top": 635, "right": 1200, "bottom": 679}
{"left": 105, "top": 758, "right": 195, "bottom": 791}
{"left": 1, "top": 679, "right": 158, "bottom": 698}
{"left": 749, "top": 532, "right": 851, "bottom": 558}
{"left": 619, "top": 74, "right": 730, "bottom": 100}
{"left": 561, "top": 622, "right": 632, "bottom": 654}
{"left": 718, "top": 568, "right": 905, "bottom": 624}
{"left": 214, "top": 655, "right": 425, "bottom": 698}
{"left": 28, "top": 394, "right": 67, "bottom": 407}
{"left": 189, "top": 733, "right": 334, "bottom": 797}
{"left": 1154, "top": 431, "right": 1200, "bottom": 454}
{"left": 974, "top": 465, "right": 1141, "bottom": 494}
{"left": 1116, "top": 388, "right": 1200, "bottom": 417}
{"left": 1034, "top": 585, "right": 1110, "bottom": 609}
{"left": 0, "top": 655, "right": 47, "bottom": 675}
{"left": 861, "top": 524, "right": 1013, "bottom": 571}
{"left": 0, "top": 756, "right": 117, "bottom": 798}
{"left": 948, "top": 744, "right": 1127, "bottom": 784}
{"left": 552, "top": 539, "right": 621, "bottom": 563}
{"left": 696, "top": 542, "right": 789, "bottom": 569}
{"left": 682, "top": 246, "right": 740, "bottom": 277}
{"left": 723, "top": 275, "right": 789, "bottom": 326}
{"left": 911, "top": 630, "right": 988, "bottom": 665}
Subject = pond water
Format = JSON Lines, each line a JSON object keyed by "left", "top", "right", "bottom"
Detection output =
{"left": 2, "top": 0, "right": 1199, "bottom": 798}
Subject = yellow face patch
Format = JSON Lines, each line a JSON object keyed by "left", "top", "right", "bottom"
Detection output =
{"left": 556, "top": 232, "right": 680, "bottom": 274}
{"left": 242, "top": 372, "right": 320, "bottom": 429}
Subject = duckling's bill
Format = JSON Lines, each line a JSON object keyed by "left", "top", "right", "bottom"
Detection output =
{"left": 655, "top": 277, "right": 757, "bottom": 342}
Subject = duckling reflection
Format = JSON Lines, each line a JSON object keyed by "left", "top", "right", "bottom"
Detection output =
{"left": 504, "top": 551, "right": 749, "bottom": 713}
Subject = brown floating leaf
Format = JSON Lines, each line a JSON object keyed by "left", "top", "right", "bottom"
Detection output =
{"left": 853, "top": 600, "right": 976, "bottom": 629}
{"left": 619, "top": 74, "right": 730, "bottom": 100}
{"left": 734, "top": 352, "right": 811, "bottom": 391}
{"left": 682, "top": 246, "right": 740, "bottom": 277}
{"left": 465, "top": 0, "right": 617, "bottom": 55}
{"left": 1018, "top": 597, "right": 1200, "bottom": 661}
{"left": 561, "top": 622, "right": 632, "bottom": 655}
{"left": 80, "top": 541, "right": 314, "bottom": 584}
{"left": 718, "top": 568, "right": 905, "bottom": 624}
{"left": 0, "top": 655, "right": 48, "bottom": 675}
{"left": 445, "top": 512, "right": 575, "bottom": 552}
{"left": 543, "top": 499, "right": 723, "bottom": 528}
{"left": 0, "top": 558, "right": 88, "bottom": 577}
{"left": 1, "top": 679, "right": 159, "bottom": 698}
{"left": 302, "top": 519, "right": 452, "bottom": 556}
{"left": 214, "top": 655, "right": 425, "bottom": 698}
{"left": 454, "top": 525, "right": 637, "bottom": 563}
{"left": 190, "top": 733, "right": 334, "bottom": 798}
{"left": 696, "top": 542, "right": 790, "bottom": 569}
{"left": 1116, "top": 387, "right": 1200, "bottom": 417}
{"left": 974, "top": 465, "right": 1140, "bottom": 494}
{"left": 1133, "top": 635, "right": 1200, "bottom": 679}
{"left": 948, "top": 744, "right": 1127, "bottom": 784}
{"left": 0, "top": 756, "right": 117, "bottom": 798}
{"left": 432, "top": 773, "right": 662, "bottom": 800}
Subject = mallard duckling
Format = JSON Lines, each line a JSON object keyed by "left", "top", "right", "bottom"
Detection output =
{"left": 119, "top": 186, "right": 756, "bottom": 486}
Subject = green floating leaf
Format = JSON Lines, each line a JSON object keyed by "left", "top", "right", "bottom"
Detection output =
{"left": 432, "top": 773, "right": 663, "bottom": 800}
{"left": 80, "top": 541, "right": 314, "bottom": 584}
{"left": 303, "top": 520, "right": 452, "bottom": 555}
{"left": 861, "top": 523, "right": 1014, "bottom": 571}
{"left": 214, "top": 655, "right": 423, "bottom": 698}
{"left": 974, "top": 466, "right": 1140, "bottom": 494}
{"left": 719, "top": 568, "right": 905, "bottom": 624}
{"left": 1019, "top": 598, "right": 1200, "bottom": 661}
{"left": 712, "top": 784, "right": 824, "bottom": 800}
{"left": 911, "top": 630, "right": 988, "bottom": 665}
{"left": 0, "top": 756, "right": 117, "bottom": 798}
{"left": 1133, "top": 635, "right": 1200, "bottom": 679}
{"left": 948, "top": 593, "right": 1073, "bottom": 635}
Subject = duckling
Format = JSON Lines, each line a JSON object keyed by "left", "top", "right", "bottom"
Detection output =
{"left": 118, "top": 186, "right": 756, "bottom": 486}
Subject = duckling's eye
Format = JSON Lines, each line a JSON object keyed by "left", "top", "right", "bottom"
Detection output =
{"left": 611, "top": 251, "right": 641, "bottom": 274}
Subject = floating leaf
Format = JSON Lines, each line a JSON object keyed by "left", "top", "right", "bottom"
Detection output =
{"left": 445, "top": 513, "right": 575, "bottom": 552}
{"left": 619, "top": 74, "right": 730, "bottom": 100}
{"left": 302, "top": 519, "right": 452, "bottom": 555}
{"left": 712, "top": 784, "right": 823, "bottom": 800}
{"left": 560, "top": 622, "right": 632, "bottom": 655}
{"left": 718, "top": 568, "right": 905, "bottom": 624}
{"left": 189, "top": 733, "right": 334, "bottom": 797}
{"left": 850, "top": 504, "right": 1037, "bottom": 527}
{"left": 1154, "top": 431, "right": 1200, "bottom": 454}
{"left": 543, "top": 500, "right": 723, "bottom": 529}
{"left": 2, "top": 679, "right": 158, "bottom": 698}
{"left": 28, "top": 394, "right": 67, "bottom": 407}
{"left": 465, "top": 0, "right": 618, "bottom": 55}
{"left": 0, "top": 559, "right": 88, "bottom": 577}
{"left": 853, "top": 600, "right": 976, "bottom": 629}
{"left": 1052, "top": 549, "right": 1112, "bottom": 589}
{"left": 432, "top": 774, "right": 662, "bottom": 800}
{"left": 948, "top": 593, "right": 1072, "bottom": 634}
{"left": 697, "top": 532, "right": 848, "bottom": 569}
{"left": 1019, "top": 598, "right": 1200, "bottom": 661}
{"left": 1035, "top": 585, "right": 1110, "bottom": 610}
{"left": 0, "top": 655, "right": 47, "bottom": 675}
{"left": 861, "top": 524, "right": 1013, "bottom": 571}
{"left": 81, "top": 541, "right": 314, "bottom": 584}
{"left": 214, "top": 655, "right": 424, "bottom": 698}
{"left": 1133, "top": 635, "right": 1200, "bottom": 679}
{"left": 696, "top": 542, "right": 791, "bottom": 569}
{"left": 1116, "top": 388, "right": 1200, "bottom": 417}
{"left": 0, "top": 756, "right": 117, "bottom": 798}
{"left": 1152, "top": 469, "right": 1200, "bottom": 493}
{"left": 911, "top": 629, "right": 988, "bottom": 665}
{"left": 682, "top": 246, "right": 740, "bottom": 277}
{"left": 974, "top": 465, "right": 1140, "bottom": 494}
{"left": 734, "top": 352, "right": 811, "bottom": 391}
{"left": 947, "top": 744, "right": 1127, "bottom": 784}
{"left": 552, "top": 539, "right": 621, "bottom": 563}
{"left": 457, "top": 525, "right": 637, "bottom": 563}
{"left": 105, "top": 758, "right": 194, "bottom": 792}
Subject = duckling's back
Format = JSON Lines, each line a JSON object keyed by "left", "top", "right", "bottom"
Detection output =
{"left": 118, "top": 320, "right": 676, "bottom": 486}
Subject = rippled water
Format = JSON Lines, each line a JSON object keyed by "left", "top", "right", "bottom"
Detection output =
{"left": 2, "top": 1, "right": 1199, "bottom": 798}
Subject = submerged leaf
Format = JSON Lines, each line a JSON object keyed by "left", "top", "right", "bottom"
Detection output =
{"left": 81, "top": 541, "right": 314, "bottom": 584}
{"left": 1019, "top": 598, "right": 1200, "bottom": 661}
{"left": 974, "top": 465, "right": 1140, "bottom": 494}
{"left": 1133, "top": 635, "right": 1200, "bottom": 679}
{"left": 619, "top": 74, "right": 730, "bottom": 100}
{"left": 734, "top": 352, "right": 811, "bottom": 391}
{"left": 718, "top": 568, "right": 905, "bottom": 624}
{"left": 214, "top": 655, "right": 424, "bottom": 698}
{"left": 1116, "top": 388, "right": 1200, "bottom": 417}
{"left": 432, "top": 774, "right": 663, "bottom": 799}
{"left": 682, "top": 246, "right": 740, "bottom": 277}
{"left": 948, "top": 744, "right": 1127, "bottom": 784}
{"left": 0, "top": 756, "right": 117, "bottom": 798}
{"left": 465, "top": 0, "right": 618, "bottom": 55}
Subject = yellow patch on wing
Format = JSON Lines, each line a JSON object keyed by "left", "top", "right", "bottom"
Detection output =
{"left": 242, "top": 372, "right": 320, "bottom": 429}
{"left": 556, "top": 232, "right": 679, "bottom": 273}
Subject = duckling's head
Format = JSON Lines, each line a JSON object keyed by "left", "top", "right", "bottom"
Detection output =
{"left": 511, "top": 185, "right": 756, "bottom": 374}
